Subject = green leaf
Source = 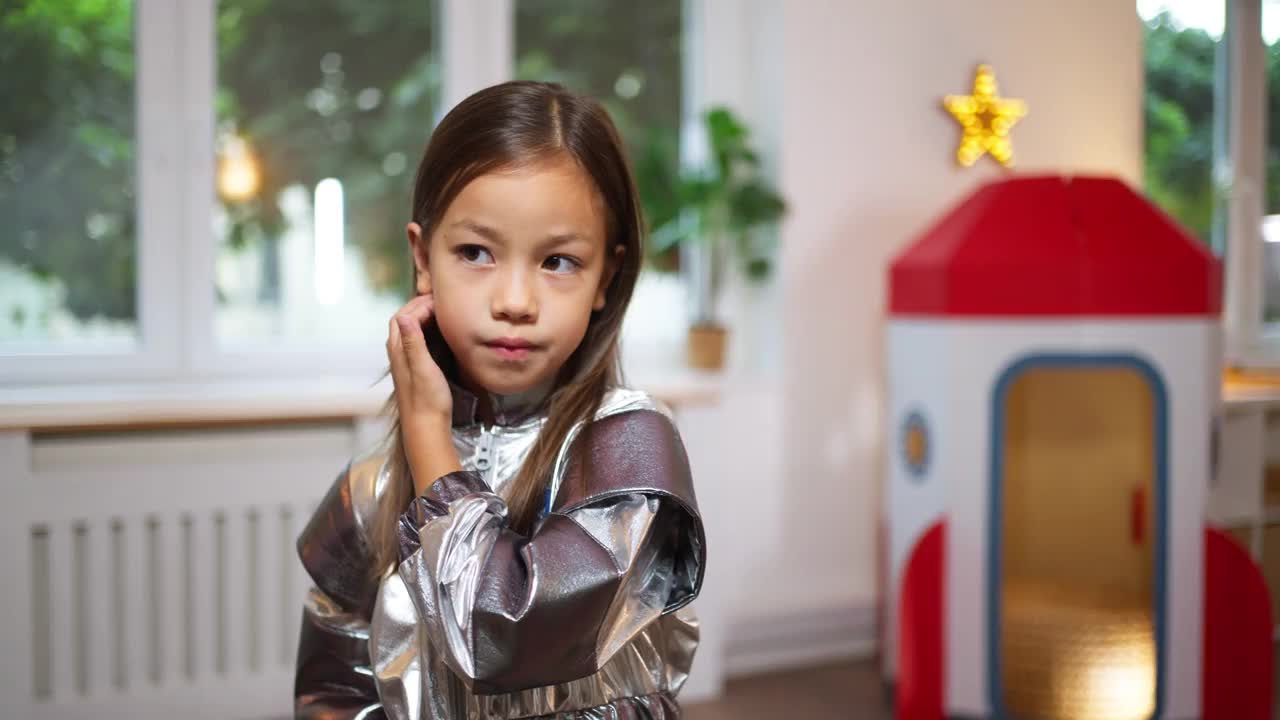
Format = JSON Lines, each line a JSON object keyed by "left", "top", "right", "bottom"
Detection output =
{"left": 634, "top": 104, "right": 788, "bottom": 280}
{"left": 745, "top": 256, "right": 770, "bottom": 280}
{"left": 649, "top": 211, "right": 696, "bottom": 254}
{"left": 729, "top": 179, "right": 786, "bottom": 230}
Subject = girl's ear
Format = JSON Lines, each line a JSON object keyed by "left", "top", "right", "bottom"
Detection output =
{"left": 593, "top": 243, "right": 626, "bottom": 311}
{"left": 407, "top": 222, "right": 431, "bottom": 296}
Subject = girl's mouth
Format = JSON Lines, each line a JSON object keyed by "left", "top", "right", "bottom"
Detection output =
{"left": 484, "top": 338, "right": 538, "bottom": 361}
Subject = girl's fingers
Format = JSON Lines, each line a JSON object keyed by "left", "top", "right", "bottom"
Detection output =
{"left": 397, "top": 312, "right": 434, "bottom": 378}
{"left": 388, "top": 293, "right": 438, "bottom": 393}
{"left": 401, "top": 293, "right": 434, "bottom": 326}
{"left": 387, "top": 315, "right": 408, "bottom": 386}
{"left": 396, "top": 294, "right": 435, "bottom": 370}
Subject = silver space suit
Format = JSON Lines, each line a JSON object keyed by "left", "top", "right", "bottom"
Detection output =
{"left": 294, "top": 378, "right": 706, "bottom": 719}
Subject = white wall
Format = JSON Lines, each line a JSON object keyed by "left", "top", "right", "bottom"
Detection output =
{"left": 715, "top": 0, "right": 1143, "bottom": 633}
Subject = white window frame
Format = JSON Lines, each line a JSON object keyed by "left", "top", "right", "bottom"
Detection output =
{"left": 181, "top": 0, "right": 514, "bottom": 382}
{"left": 0, "top": 0, "right": 515, "bottom": 387}
{"left": 1, "top": 0, "right": 747, "bottom": 388}
{"left": 1, "top": 0, "right": 187, "bottom": 385}
{"left": 1223, "top": 0, "right": 1274, "bottom": 366}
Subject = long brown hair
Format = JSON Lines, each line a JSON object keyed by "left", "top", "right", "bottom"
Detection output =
{"left": 368, "top": 80, "right": 645, "bottom": 578}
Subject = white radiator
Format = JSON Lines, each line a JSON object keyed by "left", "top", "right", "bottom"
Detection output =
{"left": 0, "top": 421, "right": 378, "bottom": 720}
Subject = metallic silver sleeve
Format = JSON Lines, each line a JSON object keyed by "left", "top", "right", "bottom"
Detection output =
{"left": 360, "top": 399, "right": 707, "bottom": 717}
{"left": 384, "top": 408, "right": 704, "bottom": 699}
{"left": 393, "top": 485, "right": 684, "bottom": 696}
{"left": 295, "top": 587, "right": 385, "bottom": 720}
{"left": 550, "top": 408, "right": 705, "bottom": 615}
{"left": 295, "top": 459, "right": 389, "bottom": 719}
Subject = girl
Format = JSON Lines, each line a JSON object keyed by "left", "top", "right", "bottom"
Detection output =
{"left": 293, "top": 81, "right": 706, "bottom": 720}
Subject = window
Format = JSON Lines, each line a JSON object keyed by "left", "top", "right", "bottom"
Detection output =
{"left": 1226, "top": 0, "right": 1275, "bottom": 354}
{"left": 514, "top": 0, "right": 681, "bottom": 157}
{"left": 1139, "top": 1, "right": 1224, "bottom": 248}
{"left": 514, "top": 0, "right": 688, "bottom": 362}
{"left": 514, "top": 0, "right": 683, "bottom": 242}
{"left": 0, "top": 1, "right": 137, "bottom": 349}
{"left": 1141, "top": 0, "right": 1280, "bottom": 363}
{"left": 0, "top": 0, "right": 702, "bottom": 384}
{"left": 215, "top": 1, "right": 439, "bottom": 346}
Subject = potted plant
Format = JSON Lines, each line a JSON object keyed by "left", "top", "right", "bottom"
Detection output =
{"left": 640, "top": 107, "right": 787, "bottom": 370}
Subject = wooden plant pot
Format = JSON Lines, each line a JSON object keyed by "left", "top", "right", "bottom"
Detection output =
{"left": 687, "top": 323, "right": 728, "bottom": 370}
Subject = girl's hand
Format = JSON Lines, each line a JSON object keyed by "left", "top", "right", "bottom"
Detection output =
{"left": 388, "top": 294, "right": 463, "bottom": 495}
{"left": 387, "top": 294, "right": 453, "bottom": 431}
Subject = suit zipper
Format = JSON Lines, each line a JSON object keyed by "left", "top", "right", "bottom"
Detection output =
{"left": 474, "top": 424, "right": 494, "bottom": 481}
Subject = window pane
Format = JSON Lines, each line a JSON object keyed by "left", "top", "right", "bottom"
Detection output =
{"left": 514, "top": 0, "right": 683, "bottom": 237}
{"left": 0, "top": 1, "right": 137, "bottom": 348}
{"left": 1139, "top": 1, "right": 1225, "bottom": 249}
{"left": 215, "top": 1, "right": 439, "bottom": 346}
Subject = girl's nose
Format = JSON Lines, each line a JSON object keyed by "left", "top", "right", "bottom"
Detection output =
{"left": 492, "top": 268, "right": 537, "bottom": 323}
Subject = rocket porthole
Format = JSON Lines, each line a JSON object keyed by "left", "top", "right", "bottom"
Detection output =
{"left": 902, "top": 410, "right": 931, "bottom": 480}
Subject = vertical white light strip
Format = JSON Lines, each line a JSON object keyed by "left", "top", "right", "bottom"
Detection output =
{"left": 1265, "top": 215, "right": 1280, "bottom": 243}
{"left": 313, "top": 179, "right": 344, "bottom": 306}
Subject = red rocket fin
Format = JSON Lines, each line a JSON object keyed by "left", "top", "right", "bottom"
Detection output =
{"left": 1203, "top": 527, "right": 1272, "bottom": 720}
{"left": 898, "top": 520, "right": 946, "bottom": 720}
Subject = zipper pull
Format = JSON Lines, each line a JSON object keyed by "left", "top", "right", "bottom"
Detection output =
{"left": 475, "top": 425, "right": 493, "bottom": 472}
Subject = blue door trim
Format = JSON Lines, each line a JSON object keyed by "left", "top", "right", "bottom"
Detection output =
{"left": 986, "top": 353, "right": 1168, "bottom": 720}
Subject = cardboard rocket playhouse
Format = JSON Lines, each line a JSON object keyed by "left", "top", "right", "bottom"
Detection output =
{"left": 882, "top": 176, "right": 1272, "bottom": 719}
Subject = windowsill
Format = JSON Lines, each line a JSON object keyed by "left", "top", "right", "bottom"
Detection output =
{"left": 3, "top": 367, "right": 1267, "bottom": 431}
{"left": 0, "top": 367, "right": 725, "bottom": 433}
{"left": 1227, "top": 327, "right": 1280, "bottom": 371}
{"left": 1224, "top": 378, "right": 1280, "bottom": 411}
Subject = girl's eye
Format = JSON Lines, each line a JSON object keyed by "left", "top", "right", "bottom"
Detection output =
{"left": 543, "top": 255, "right": 581, "bottom": 274}
{"left": 457, "top": 245, "right": 493, "bottom": 265}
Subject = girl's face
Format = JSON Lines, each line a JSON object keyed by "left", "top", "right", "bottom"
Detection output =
{"left": 408, "top": 154, "right": 622, "bottom": 397}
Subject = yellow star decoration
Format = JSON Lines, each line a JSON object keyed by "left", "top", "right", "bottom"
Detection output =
{"left": 944, "top": 64, "right": 1027, "bottom": 168}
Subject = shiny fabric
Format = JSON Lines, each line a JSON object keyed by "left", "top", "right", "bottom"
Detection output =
{"left": 295, "top": 380, "right": 705, "bottom": 720}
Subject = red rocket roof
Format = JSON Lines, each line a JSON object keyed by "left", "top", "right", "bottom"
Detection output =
{"left": 888, "top": 176, "right": 1222, "bottom": 316}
